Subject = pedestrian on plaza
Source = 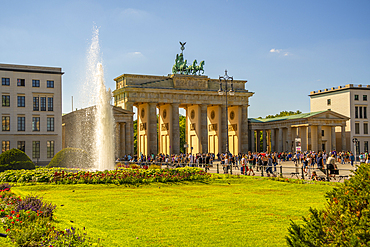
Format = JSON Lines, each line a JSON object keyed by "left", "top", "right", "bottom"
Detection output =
{"left": 247, "top": 152, "right": 255, "bottom": 176}
{"left": 266, "top": 155, "right": 275, "bottom": 177}
{"left": 349, "top": 152, "right": 355, "bottom": 166}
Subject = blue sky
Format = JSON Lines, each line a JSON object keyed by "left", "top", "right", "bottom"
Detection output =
{"left": 1, "top": 0, "right": 370, "bottom": 118}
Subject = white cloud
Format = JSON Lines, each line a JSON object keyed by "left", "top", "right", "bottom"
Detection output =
{"left": 127, "top": 51, "right": 145, "bottom": 58}
{"left": 270, "top": 48, "right": 282, "bottom": 53}
{"left": 270, "top": 48, "right": 292, "bottom": 56}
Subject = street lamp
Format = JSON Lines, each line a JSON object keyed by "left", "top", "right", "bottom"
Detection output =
{"left": 219, "top": 70, "right": 234, "bottom": 174}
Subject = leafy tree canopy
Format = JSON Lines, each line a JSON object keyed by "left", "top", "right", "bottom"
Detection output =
{"left": 265, "top": 110, "right": 302, "bottom": 119}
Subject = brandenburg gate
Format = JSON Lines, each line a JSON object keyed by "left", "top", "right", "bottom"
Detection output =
{"left": 112, "top": 73, "right": 253, "bottom": 156}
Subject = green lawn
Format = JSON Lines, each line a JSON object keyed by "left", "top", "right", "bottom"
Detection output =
{"left": 6, "top": 177, "right": 334, "bottom": 246}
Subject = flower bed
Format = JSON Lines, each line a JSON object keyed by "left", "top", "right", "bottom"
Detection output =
{"left": 0, "top": 167, "right": 210, "bottom": 185}
{"left": 0, "top": 185, "right": 101, "bottom": 246}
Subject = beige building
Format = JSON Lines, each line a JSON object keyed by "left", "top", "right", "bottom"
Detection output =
{"left": 62, "top": 106, "right": 134, "bottom": 158}
{"left": 249, "top": 110, "right": 349, "bottom": 153}
{"left": 113, "top": 73, "right": 253, "bottom": 156}
{"left": 310, "top": 84, "right": 370, "bottom": 153}
{"left": 0, "top": 63, "right": 63, "bottom": 165}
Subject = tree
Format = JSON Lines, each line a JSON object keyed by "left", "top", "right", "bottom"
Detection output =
{"left": 266, "top": 110, "right": 302, "bottom": 119}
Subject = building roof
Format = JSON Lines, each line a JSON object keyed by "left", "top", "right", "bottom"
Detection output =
{"left": 249, "top": 110, "right": 329, "bottom": 123}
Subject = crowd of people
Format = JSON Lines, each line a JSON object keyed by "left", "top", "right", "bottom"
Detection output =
{"left": 116, "top": 150, "right": 369, "bottom": 179}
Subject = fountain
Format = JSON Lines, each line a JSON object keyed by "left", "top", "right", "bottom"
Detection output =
{"left": 74, "top": 27, "right": 115, "bottom": 170}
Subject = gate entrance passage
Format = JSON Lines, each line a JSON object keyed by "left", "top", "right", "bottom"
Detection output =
{"left": 113, "top": 73, "right": 253, "bottom": 156}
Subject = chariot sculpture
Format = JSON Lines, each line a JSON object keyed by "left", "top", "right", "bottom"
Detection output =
{"left": 172, "top": 42, "right": 205, "bottom": 75}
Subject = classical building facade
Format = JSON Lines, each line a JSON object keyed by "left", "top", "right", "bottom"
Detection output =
{"left": 113, "top": 73, "right": 254, "bottom": 156}
{"left": 0, "top": 63, "right": 63, "bottom": 165}
{"left": 249, "top": 110, "right": 349, "bottom": 153}
{"left": 310, "top": 84, "right": 370, "bottom": 153}
{"left": 62, "top": 106, "right": 134, "bottom": 158}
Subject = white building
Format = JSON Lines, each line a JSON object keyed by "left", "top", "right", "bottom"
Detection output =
{"left": 1, "top": 63, "right": 63, "bottom": 165}
{"left": 310, "top": 84, "right": 369, "bottom": 153}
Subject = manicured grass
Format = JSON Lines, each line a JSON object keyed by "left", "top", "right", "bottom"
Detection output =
{"left": 8, "top": 177, "right": 334, "bottom": 246}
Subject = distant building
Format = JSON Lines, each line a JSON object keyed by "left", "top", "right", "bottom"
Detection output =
{"left": 0, "top": 63, "right": 63, "bottom": 165}
{"left": 249, "top": 110, "right": 349, "bottom": 153}
{"left": 310, "top": 84, "right": 370, "bottom": 153}
{"left": 62, "top": 106, "right": 134, "bottom": 158}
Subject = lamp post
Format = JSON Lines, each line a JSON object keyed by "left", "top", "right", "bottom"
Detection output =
{"left": 218, "top": 70, "right": 234, "bottom": 174}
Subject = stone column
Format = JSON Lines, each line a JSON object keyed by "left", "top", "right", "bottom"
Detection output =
{"left": 125, "top": 122, "right": 132, "bottom": 155}
{"left": 271, "top": 129, "right": 276, "bottom": 152}
{"left": 256, "top": 130, "right": 261, "bottom": 152}
{"left": 148, "top": 103, "right": 157, "bottom": 155}
{"left": 278, "top": 128, "right": 283, "bottom": 152}
{"left": 240, "top": 105, "right": 249, "bottom": 153}
{"left": 123, "top": 102, "right": 134, "bottom": 156}
{"left": 250, "top": 129, "right": 255, "bottom": 152}
{"left": 220, "top": 105, "right": 227, "bottom": 153}
{"left": 307, "top": 126, "right": 312, "bottom": 151}
{"left": 262, "top": 129, "right": 267, "bottom": 152}
{"left": 331, "top": 126, "right": 336, "bottom": 151}
{"left": 300, "top": 127, "right": 307, "bottom": 152}
{"left": 120, "top": 123, "right": 126, "bottom": 156}
{"left": 341, "top": 125, "right": 346, "bottom": 151}
{"left": 200, "top": 104, "right": 208, "bottom": 153}
{"left": 115, "top": 122, "right": 121, "bottom": 158}
{"left": 317, "top": 125, "right": 322, "bottom": 152}
{"left": 172, "top": 103, "right": 180, "bottom": 154}
{"left": 287, "top": 127, "right": 292, "bottom": 152}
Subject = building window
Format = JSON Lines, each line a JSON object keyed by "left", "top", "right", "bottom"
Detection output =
{"left": 33, "top": 97, "right": 39, "bottom": 111}
{"left": 32, "top": 117, "right": 40, "bottom": 131}
{"left": 32, "top": 141, "right": 40, "bottom": 159}
{"left": 47, "top": 141, "right": 54, "bottom": 158}
{"left": 2, "top": 78, "right": 10, "bottom": 86}
{"left": 364, "top": 123, "right": 369, "bottom": 135}
{"left": 2, "top": 141, "right": 10, "bottom": 153}
{"left": 322, "top": 130, "right": 325, "bottom": 136}
{"left": 47, "top": 117, "right": 54, "bottom": 131}
{"left": 18, "top": 117, "right": 25, "bottom": 131}
{"left": 355, "top": 122, "right": 360, "bottom": 134}
{"left": 360, "top": 106, "right": 363, "bottom": 119}
{"left": 48, "top": 97, "right": 53, "bottom": 111}
{"left": 364, "top": 95, "right": 368, "bottom": 101}
{"left": 354, "top": 94, "right": 359, "bottom": 101}
{"left": 365, "top": 141, "right": 369, "bottom": 153}
{"left": 356, "top": 141, "right": 360, "bottom": 154}
{"left": 2, "top": 116, "right": 10, "bottom": 131}
{"left": 365, "top": 107, "right": 367, "bottom": 119}
{"left": 17, "top": 141, "right": 25, "bottom": 152}
{"left": 40, "top": 97, "right": 46, "bottom": 111}
{"left": 17, "top": 96, "right": 25, "bottom": 107}
{"left": 2, "top": 95, "right": 10, "bottom": 107}
{"left": 32, "top": 80, "right": 40, "bottom": 87}
{"left": 327, "top": 99, "right": 331, "bottom": 105}
{"left": 355, "top": 106, "right": 359, "bottom": 118}
{"left": 17, "top": 79, "right": 25, "bottom": 86}
{"left": 47, "top": 80, "right": 54, "bottom": 88}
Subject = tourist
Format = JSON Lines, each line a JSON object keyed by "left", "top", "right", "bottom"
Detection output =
{"left": 326, "top": 154, "right": 337, "bottom": 179}
{"left": 311, "top": 171, "right": 318, "bottom": 181}
{"left": 247, "top": 152, "right": 255, "bottom": 176}
{"left": 349, "top": 152, "right": 355, "bottom": 166}
{"left": 266, "top": 155, "right": 275, "bottom": 177}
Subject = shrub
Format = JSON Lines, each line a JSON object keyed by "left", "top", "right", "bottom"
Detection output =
{"left": 47, "top": 147, "right": 91, "bottom": 169}
{"left": 0, "top": 149, "right": 35, "bottom": 172}
{"left": 286, "top": 163, "right": 370, "bottom": 246}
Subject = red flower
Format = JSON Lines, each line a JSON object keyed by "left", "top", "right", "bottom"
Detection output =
{"left": 16, "top": 219, "right": 19, "bottom": 222}
{"left": 6, "top": 229, "right": 10, "bottom": 232}
{"left": 9, "top": 216, "right": 12, "bottom": 219}
{"left": 11, "top": 222, "right": 14, "bottom": 224}
{"left": 16, "top": 214, "right": 19, "bottom": 217}
{"left": 10, "top": 210, "right": 15, "bottom": 214}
